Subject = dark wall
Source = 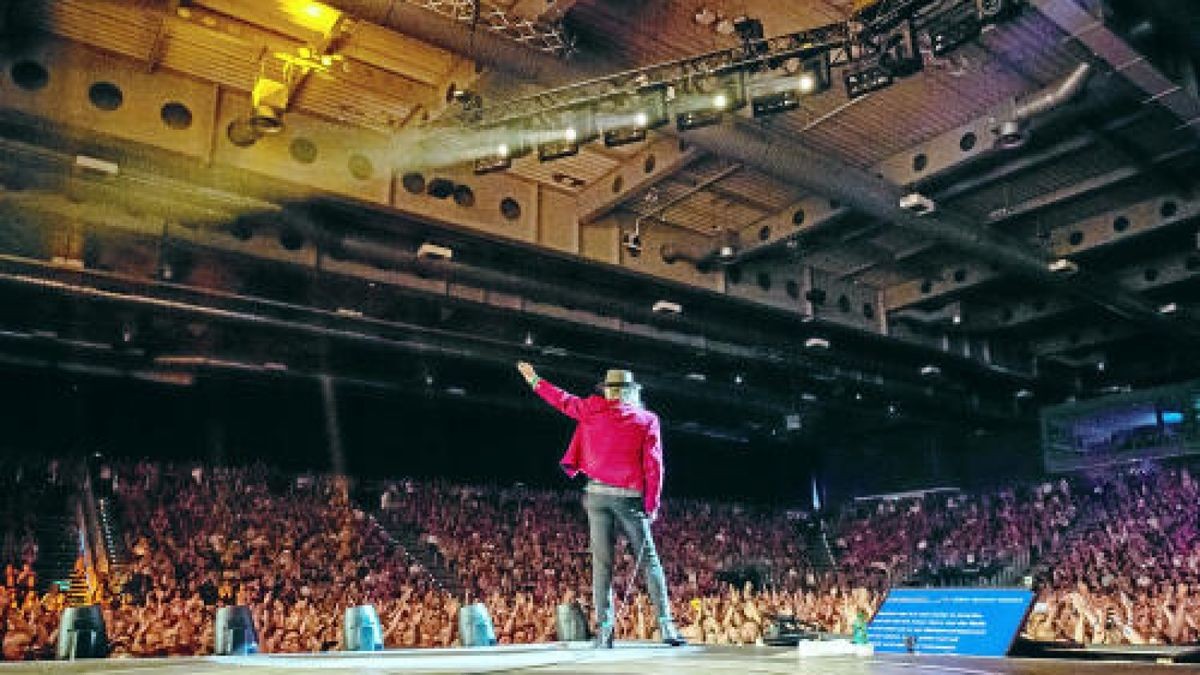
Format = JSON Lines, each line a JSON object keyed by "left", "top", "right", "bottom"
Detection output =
{"left": 816, "top": 420, "right": 1042, "bottom": 503}
{"left": 0, "top": 366, "right": 817, "bottom": 505}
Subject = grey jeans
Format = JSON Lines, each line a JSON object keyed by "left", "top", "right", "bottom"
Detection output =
{"left": 583, "top": 491, "right": 673, "bottom": 628}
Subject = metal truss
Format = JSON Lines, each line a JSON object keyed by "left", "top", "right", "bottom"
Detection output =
{"left": 438, "top": 0, "right": 1001, "bottom": 129}
{"left": 445, "top": 22, "right": 853, "bottom": 128}
{"left": 408, "top": 0, "right": 572, "bottom": 56}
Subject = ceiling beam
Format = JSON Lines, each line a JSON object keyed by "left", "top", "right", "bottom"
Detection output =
{"left": 984, "top": 146, "right": 1196, "bottom": 225}
{"left": 966, "top": 248, "right": 1200, "bottom": 332}
{"left": 885, "top": 191, "right": 1200, "bottom": 310}
{"left": 575, "top": 137, "right": 701, "bottom": 225}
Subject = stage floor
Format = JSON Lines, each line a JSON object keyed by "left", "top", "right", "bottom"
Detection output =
{"left": 0, "top": 643, "right": 1191, "bottom": 674}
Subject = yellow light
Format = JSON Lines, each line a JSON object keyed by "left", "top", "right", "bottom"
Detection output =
{"left": 713, "top": 93, "right": 729, "bottom": 110}
{"left": 634, "top": 111, "right": 649, "bottom": 127}
{"left": 279, "top": 0, "right": 342, "bottom": 36}
{"left": 798, "top": 73, "right": 816, "bottom": 94}
{"left": 563, "top": 127, "right": 578, "bottom": 142}
{"left": 497, "top": 143, "right": 510, "bottom": 158}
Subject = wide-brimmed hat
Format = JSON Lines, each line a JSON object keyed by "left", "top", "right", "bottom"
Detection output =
{"left": 598, "top": 369, "right": 640, "bottom": 390}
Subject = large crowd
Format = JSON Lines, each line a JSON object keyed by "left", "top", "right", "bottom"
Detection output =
{"left": 1, "top": 457, "right": 1198, "bottom": 659}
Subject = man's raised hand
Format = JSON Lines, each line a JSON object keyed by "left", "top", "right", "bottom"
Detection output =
{"left": 517, "top": 361, "right": 537, "bottom": 385}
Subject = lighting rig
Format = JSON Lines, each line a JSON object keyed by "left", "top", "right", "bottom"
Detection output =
{"left": 454, "top": 0, "right": 1023, "bottom": 173}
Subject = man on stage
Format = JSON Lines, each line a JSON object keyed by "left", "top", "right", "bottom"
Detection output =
{"left": 516, "top": 361, "right": 686, "bottom": 648}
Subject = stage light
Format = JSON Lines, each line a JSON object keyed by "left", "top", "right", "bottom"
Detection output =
{"left": 280, "top": 0, "right": 343, "bottom": 36}
{"left": 417, "top": 242, "right": 453, "bottom": 260}
{"left": 676, "top": 72, "right": 744, "bottom": 131}
{"left": 1048, "top": 258, "right": 1079, "bottom": 276}
{"left": 652, "top": 300, "right": 683, "bottom": 314}
{"left": 535, "top": 109, "right": 593, "bottom": 162}
{"left": 537, "top": 133, "right": 580, "bottom": 161}
{"left": 250, "top": 75, "right": 289, "bottom": 134}
{"left": 844, "top": 60, "right": 893, "bottom": 99}
{"left": 750, "top": 86, "right": 798, "bottom": 117}
{"left": 598, "top": 86, "right": 668, "bottom": 147}
{"left": 804, "top": 337, "right": 830, "bottom": 350}
{"left": 928, "top": 2, "right": 982, "bottom": 57}
{"left": 473, "top": 144, "right": 512, "bottom": 174}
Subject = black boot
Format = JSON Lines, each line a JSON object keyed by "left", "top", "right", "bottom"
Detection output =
{"left": 661, "top": 621, "right": 687, "bottom": 647}
{"left": 595, "top": 624, "right": 614, "bottom": 649}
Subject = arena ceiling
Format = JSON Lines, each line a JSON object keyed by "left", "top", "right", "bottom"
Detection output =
{"left": 0, "top": 0, "right": 1198, "bottom": 442}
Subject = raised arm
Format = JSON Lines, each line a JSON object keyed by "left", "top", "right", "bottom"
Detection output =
{"left": 517, "top": 361, "right": 588, "bottom": 420}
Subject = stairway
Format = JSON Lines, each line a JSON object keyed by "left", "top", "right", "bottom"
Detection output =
{"left": 93, "top": 490, "right": 130, "bottom": 569}
{"left": 31, "top": 484, "right": 81, "bottom": 594}
{"left": 373, "top": 514, "right": 465, "bottom": 599}
{"left": 800, "top": 518, "right": 837, "bottom": 571}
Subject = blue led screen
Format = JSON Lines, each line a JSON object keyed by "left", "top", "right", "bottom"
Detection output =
{"left": 868, "top": 588, "right": 1033, "bottom": 656}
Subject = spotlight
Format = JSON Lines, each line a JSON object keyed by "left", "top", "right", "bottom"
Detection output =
{"left": 677, "top": 109, "right": 724, "bottom": 131}
{"left": 749, "top": 84, "right": 799, "bottom": 117}
{"left": 250, "top": 75, "right": 289, "bottom": 134}
{"left": 538, "top": 136, "right": 580, "bottom": 161}
{"left": 676, "top": 73, "right": 744, "bottom": 130}
{"left": 473, "top": 143, "right": 512, "bottom": 174}
{"left": 598, "top": 86, "right": 668, "bottom": 147}
{"left": 996, "top": 120, "right": 1026, "bottom": 150}
{"left": 652, "top": 300, "right": 683, "bottom": 314}
{"left": 804, "top": 337, "right": 830, "bottom": 350}
{"left": 417, "top": 242, "right": 453, "bottom": 260}
{"left": 535, "top": 109, "right": 593, "bottom": 162}
{"left": 621, "top": 231, "right": 643, "bottom": 255}
{"left": 747, "top": 54, "right": 832, "bottom": 117}
{"left": 844, "top": 60, "right": 893, "bottom": 99}
{"left": 249, "top": 104, "right": 285, "bottom": 135}
{"left": 606, "top": 123, "right": 642, "bottom": 147}
{"left": 929, "top": 2, "right": 982, "bottom": 57}
{"left": 445, "top": 83, "right": 483, "bottom": 121}
{"left": 1048, "top": 258, "right": 1079, "bottom": 276}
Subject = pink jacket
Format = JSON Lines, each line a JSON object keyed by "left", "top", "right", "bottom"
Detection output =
{"left": 534, "top": 379, "right": 664, "bottom": 516}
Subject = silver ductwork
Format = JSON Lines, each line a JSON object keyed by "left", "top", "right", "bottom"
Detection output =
{"left": 1015, "top": 62, "right": 1093, "bottom": 123}
{"left": 997, "top": 63, "right": 1094, "bottom": 149}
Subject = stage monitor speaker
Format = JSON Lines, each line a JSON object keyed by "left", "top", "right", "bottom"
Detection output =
{"left": 214, "top": 605, "right": 259, "bottom": 655}
{"left": 458, "top": 602, "right": 497, "bottom": 647}
{"left": 55, "top": 605, "right": 109, "bottom": 660}
{"left": 554, "top": 602, "right": 591, "bottom": 642}
{"left": 343, "top": 604, "right": 384, "bottom": 651}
